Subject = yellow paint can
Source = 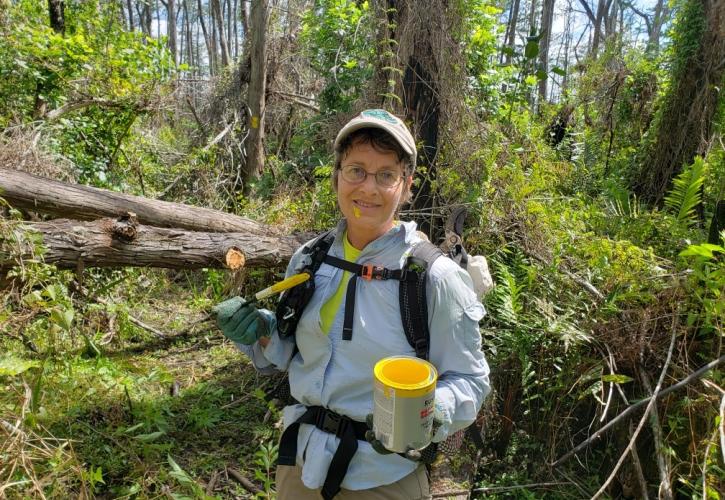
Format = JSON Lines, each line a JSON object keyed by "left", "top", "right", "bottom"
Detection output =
{"left": 372, "top": 356, "right": 437, "bottom": 453}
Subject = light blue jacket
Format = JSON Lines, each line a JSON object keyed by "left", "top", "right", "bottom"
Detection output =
{"left": 239, "top": 220, "right": 490, "bottom": 490}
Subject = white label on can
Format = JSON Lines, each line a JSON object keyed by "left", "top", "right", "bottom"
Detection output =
{"left": 374, "top": 386, "right": 395, "bottom": 449}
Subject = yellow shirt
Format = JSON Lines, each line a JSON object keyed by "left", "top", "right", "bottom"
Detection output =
{"left": 320, "top": 232, "right": 361, "bottom": 334}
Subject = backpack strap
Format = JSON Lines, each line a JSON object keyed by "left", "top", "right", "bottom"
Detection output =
{"left": 276, "top": 230, "right": 336, "bottom": 337}
{"left": 323, "top": 254, "right": 405, "bottom": 341}
{"left": 399, "top": 241, "right": 444, "bottom": 360}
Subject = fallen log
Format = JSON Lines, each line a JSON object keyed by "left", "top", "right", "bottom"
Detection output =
{"left": 2, "top": 216, "right": 308, "bottom": 269}
{"left": 0, "top": 167, "right": 273, "bottom": 235}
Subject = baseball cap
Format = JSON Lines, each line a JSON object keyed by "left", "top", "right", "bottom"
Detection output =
{"left": 333, "top": 109, "right": 417, "bottom": 170}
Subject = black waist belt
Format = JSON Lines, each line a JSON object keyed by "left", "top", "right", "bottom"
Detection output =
{"left": 277, "top": 406, "right": 369, "bottom": 500}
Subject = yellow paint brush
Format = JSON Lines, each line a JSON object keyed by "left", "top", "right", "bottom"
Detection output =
{"left": 248, "top": 272, "right": 311, "bottom": 304}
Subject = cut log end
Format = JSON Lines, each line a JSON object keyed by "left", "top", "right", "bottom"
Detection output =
{"left": 225, "top": 247, "right": 246, "bottom": 270}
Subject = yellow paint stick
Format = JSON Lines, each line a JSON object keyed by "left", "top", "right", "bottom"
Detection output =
{"left": 252, "top": 272, "right": 311, "bottom": 302}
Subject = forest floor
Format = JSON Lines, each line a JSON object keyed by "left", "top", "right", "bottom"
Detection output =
{"left": 2, "top": 270, "right": 283, "bottom": 499}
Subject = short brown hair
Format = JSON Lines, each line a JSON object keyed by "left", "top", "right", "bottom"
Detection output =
{"left": 334, "top": 128, "right": 413, "bottom": 174}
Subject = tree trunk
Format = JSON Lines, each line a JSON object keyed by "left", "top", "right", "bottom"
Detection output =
{"left": 233, "top": 0, "right": 239, "bottom": 58}
{"left": 647, "top": 0, "right": 668, "bottom": 54}
{"left": 196, "top": 0, "right": 213, "bottom": 75}
{"left": 241, "top": 0, "right": 250, "bottom": 38}
{"left": 503, "top": 0, "right": 521, "bottom": 65}
{"left": 576, "top": 0, "right": 603, "bottom": 56}
{"left": 156, "top": 0, "right": 161, "bottom": 38}
{"left": 245, "top": 0, "right": 269, "bottom": 181}
{"left": 167, "top": 0, "right": 177, "bottom": 65}
{"left": 226, "top": 0, "right": 233, "bottom": 60}
{"left": 529, "top": 0, "right": 538, "bottom": 34}
{"left": 48, "top": 0, "right": 65, "bottom": 34}
{"left": 369, "top": 0, "right": 466, "bottom": 239}
{"left": 126, "top": 0, "right": 135, "bottom": 30}
{"left": 183, "top": 0, "right": 194, "bottom": 71}
{"left": 2, "top": 217, "right": 305, "bottom": 270}
{"left": 0, "top": 168, "right": 275, "bottom": 235}
{"left": 211, "top": 0, "right": 230, "bottom": 67}
{"left": 140, "top": 1, "right": 152, "bottom": 35}
{"left": 633, "top": 0, "right": 725, "bottom": 204}
{"left": 538, "top": 0, "right": 555, "bottom": 104}
{"left": 604, "top": 0, "right": 617, "bottom": 41}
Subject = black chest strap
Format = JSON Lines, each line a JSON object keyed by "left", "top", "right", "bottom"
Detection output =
{"left": 278, "top": 406, "right": 368, "bottom": 500}
{"left": 322, "top": 255, "right": 404, "bottom": 341}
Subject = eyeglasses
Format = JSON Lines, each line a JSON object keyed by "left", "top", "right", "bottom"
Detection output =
{"left": 339, "top": 165, "right": 404, "bottom": 188}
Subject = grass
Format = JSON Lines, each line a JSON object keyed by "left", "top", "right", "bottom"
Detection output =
{"left": 1, "top": 269, "right": 281, "bottom": 499}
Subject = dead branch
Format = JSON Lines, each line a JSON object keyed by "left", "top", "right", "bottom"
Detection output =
{"left": 628, "top": 420, "right": 650, "bottom": 500}
{"left": 45, "top": 98, "right": 143, "bottom": 121}
{"left": 590, "top": 313, "right": 677, "bottom": 500}
{"left": 226, "top": 467, "right": 260, "bottom": 494}
{"left": 203, "top": 119, "right": 236, "bottom": 151}
{"left": 552, "top": 354, "right": 725, "bottom": 468}
{"left": 640, "top": 369, "right": 674, "bottom": 500}
{"left": 472, "top": 482, "right": 572, "bottom": 494}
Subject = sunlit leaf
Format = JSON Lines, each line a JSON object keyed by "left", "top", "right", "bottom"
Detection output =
{"left": 0, "top": 356, "right": 40, "bottom": 377}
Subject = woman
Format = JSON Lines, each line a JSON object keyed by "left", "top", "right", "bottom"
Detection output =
{"left": 214, "top": 109, "right": 490, "bottom": 499}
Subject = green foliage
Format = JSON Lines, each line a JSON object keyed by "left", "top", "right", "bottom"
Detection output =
{"left": 1, "top": 0, "right": 722, "bottom": 497}
{"left": 167, "top": 455, "right": 214, "bottom": 499}
{"left": 664, "top": 156, "right": 707, "bottom": 223}
{"left": 300, "top": 0, "right": 374, "bottom": 114}
{"left": 679, "top": 240, "right": 724, "bottom": 337}
{"left": 461, "top": 0, "right": 506, "bottom": 114}
{"left": 0, "top": 355, "right": 40, "bottom": 376}
{"left": 0, "top": 0, "right": 175, "bottom": 185}
{"left": 253, "top": 441, "right": 279, "bottom": 498}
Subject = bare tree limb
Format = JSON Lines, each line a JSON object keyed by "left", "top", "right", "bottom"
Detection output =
{"left": 576, "top": 0, "right": 597, "bottom": 23}
{"left": 622, "top": 1, "right": 652, "bottom": 35}
{"left": 203, "top": 120, "right": 236, "bottom": 151}
{"left": 46, "top": 98, "right": 145, "bottom": 121}
{"left": 639, "top": 369, "right": 673, "bottom": 499}
{"left": 590, "top": 311, "right": 678, "bottom": 499}
{"left": 270, "top": 91, "right": 320, "bottom": 112}
{"left": 552, "top": 354, "right": 725, "bottom": 467}
{"left": 226, "top": 468, "right": 260, "bottom": 493}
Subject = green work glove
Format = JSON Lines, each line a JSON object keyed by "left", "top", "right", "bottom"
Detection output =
{"left": 364, "top": 405, "right": 445, "bottom": 461}
{"left": 211, "top": 297, "right": 269, "bottom": 345}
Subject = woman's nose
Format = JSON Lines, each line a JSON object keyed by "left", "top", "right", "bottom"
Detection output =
{"left": 358, "top": 171, "right": 379, "bottom": 191}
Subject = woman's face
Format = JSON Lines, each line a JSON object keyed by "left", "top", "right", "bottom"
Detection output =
{"left": 336, "top": 139, "right": 412, "bottom": 249}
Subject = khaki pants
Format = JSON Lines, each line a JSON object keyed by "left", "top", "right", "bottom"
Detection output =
{"left": 275, "top": 464, "right": 432, "bottom": 500}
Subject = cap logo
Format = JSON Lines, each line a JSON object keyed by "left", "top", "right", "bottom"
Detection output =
{"left": 362, "top": 109, "right": 398, "bottom": 125}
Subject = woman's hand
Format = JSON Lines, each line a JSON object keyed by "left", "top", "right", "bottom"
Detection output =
{"left": 212, "top": 297, "right": 269, "bottom": 345}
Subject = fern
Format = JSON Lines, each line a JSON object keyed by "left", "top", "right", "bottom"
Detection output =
{"left": 664, "top": 156, "right": 707, "bottom": 223}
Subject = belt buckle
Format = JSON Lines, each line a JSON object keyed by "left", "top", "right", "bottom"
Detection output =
{"left": 319, "top": 410, "right": 348, "bottom": 437}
